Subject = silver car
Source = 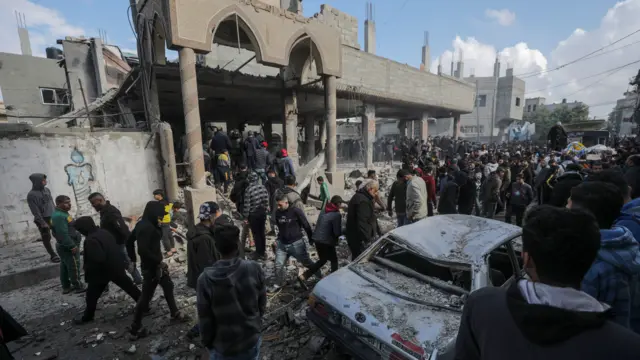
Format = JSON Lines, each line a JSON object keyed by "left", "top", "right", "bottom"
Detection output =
{"left": 307, "top": 215, "right": 523, "bottom": 360}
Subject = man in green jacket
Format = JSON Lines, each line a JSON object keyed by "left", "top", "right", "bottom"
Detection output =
{"left": 317, "top": 176, "right": 330, "bottom": 211}
{"left": 50, "top": 195, "right": 85, "bottom": 294}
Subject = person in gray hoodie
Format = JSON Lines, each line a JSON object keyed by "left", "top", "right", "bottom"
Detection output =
{"left": 455, "top": 205, "right": 640, "bottom": 360}
{"left": 27, "top": 173, "right": 60, "bottom": 262}
{"left": 404, "top": 171, "right": 428, "bottom": 222}
{"left": 197, "top": 224, "right": 266, "bottom": 360}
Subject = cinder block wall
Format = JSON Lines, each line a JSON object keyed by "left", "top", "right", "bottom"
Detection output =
{"left": 0, "top": 130, "right": 163, "bottom": 246}
{"left": 313, "top": 5, "right": 360, "bottom": 50}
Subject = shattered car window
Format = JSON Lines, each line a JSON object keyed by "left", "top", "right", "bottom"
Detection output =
{"left": 368, "top": 240, "right": 472, "bottom": 292}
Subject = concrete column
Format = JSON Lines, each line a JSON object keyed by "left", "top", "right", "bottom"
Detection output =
{"left": 362, "top": 103, "right": 375, "bottom": 168}
{"left": 305, "top": 115, "right": 315, "bottom": 163}
{"left": 158, "top": 122, "right": 179, "bottom": 201}
{"left": 179, "top": 47, "right": 205, "bottom": 189}
{"left": 283, "top": 88, "right": 299, "bottom": 168}
{"left": 398, "top": 120, "right": 407, "bottom": 137}
{"left": 408, "top": 120, "right": 415, "bottom": 138}
{"left": 318, "top": 115, "right": 327, "bottom": 151}
{"left": 324, "top": 75, "right": 337, "bottom": 173}
{"left": 364, "top": 2, "right": 376, "bottom": 54}
{"left": 453, "top": 114, "right": 461, "bottom": 139}
{"left": 419, "top": 112, "right": 429, "bottom": 141}
{"left": 263, "top": 118, "right": 273, "bottom": 145}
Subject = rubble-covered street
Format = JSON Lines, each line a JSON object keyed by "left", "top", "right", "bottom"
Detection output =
{"left": 3, "top": 164, "right": 400, "bottom": 360}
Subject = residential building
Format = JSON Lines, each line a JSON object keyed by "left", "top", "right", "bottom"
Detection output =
{"left": 457, "top": 57, "right": 526, "bottom": 142}
{"left": 0, "top": 101, "right": 7, "bottom": 123}
{"left": 524, "top": 97, "right": 587, "bottom": 114}
{"left": 612, "top": 91, "right": 638, "bottom": 136}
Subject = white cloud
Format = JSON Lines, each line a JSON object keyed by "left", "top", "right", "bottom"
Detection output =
{"left": 433, "top": 0, "right": 640, "bottom": 118}
{"left": 0, "top": 0, "right": 85, "bottom": 57}
{"left": 485, "top": 9, "right": 516, "bottom": 27}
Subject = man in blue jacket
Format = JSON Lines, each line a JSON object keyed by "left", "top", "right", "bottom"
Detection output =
{"left": 568, "top": 181, "right": 640, "bottom": 333}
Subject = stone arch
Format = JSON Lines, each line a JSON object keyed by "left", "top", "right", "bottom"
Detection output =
{"left": 284, "top": 28, "right": 327, "bottom": 79}
{"left": 205, "top": 5, "right": 267, "bottom": 64}
{"left": 150, "top": 12, "right": 168, "bottom": 65}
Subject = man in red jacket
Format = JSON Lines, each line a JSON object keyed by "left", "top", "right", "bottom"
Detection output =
{"left": 421, "top": 166, "right": 437, "bottom": 216}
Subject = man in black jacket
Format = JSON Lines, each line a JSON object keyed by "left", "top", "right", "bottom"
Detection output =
{"left": 454, "top": 205, "right": 640, "bottom": 360}
{"left": 73, "top": 217, "right": 141, "bottom": 325}
{"left": 548, "top": 164, "right": 583, "bottom": 208}
{"left": 387, "top": 170, "right": 408, "bottom": 227}
{"left": 126, "top": 201, "right": 187, "bottom": 337}
{"left": 273, "top": 192, "right": 318, "bottom": 289}
{"left": 89, "top": 192, "right": 142, "bottom": 284}
{"left": 301, "top": 196, "right": 344, "bottom": 280}
{"left": 346, "top": 180, "right": 378, "bottom": 260}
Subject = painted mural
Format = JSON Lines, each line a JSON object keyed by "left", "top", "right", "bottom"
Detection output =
{"left": 64, "top": 148, "right": 95, "bottom": 216}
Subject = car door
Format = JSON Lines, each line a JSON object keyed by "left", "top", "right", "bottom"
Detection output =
{"left": 486, "top": 237, "right": 523, "bottom": 287}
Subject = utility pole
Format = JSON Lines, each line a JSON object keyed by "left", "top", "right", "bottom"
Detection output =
{"left": 489, "top": 77, "right": 498, "bottom": 144}
{"left": 475, "top": 80, "right": 480, "bottom": 142}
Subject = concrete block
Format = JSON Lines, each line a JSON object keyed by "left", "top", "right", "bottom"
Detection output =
{"left": 0, "top": 264, "right": 59, "bottom": 293}
{"left": 183, "top": 186, "right": 217, "bottom": 231}
{"left": 325, "top": 171, "right": 345, "bottom": 198}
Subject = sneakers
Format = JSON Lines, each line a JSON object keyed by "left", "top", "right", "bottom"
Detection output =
{"left": 73, "top": 285, "right": 87, "bottom": 294}
{"left": 50, "top": 256, "right": 61, "bottom": 263}
{"left": 128, "top": 325, "right": 149, "bottom": 339}
{"left": 62, "top": 288, "right": 72, "bottom": 295}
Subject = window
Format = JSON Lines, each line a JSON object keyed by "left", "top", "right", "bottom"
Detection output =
{"left": 461, "top": 125, "right": 484, "bottom": 134}
{"left": 476, "top": 94, "right": 487, "bottom": 107}
{"left": 40, "top": 88, "right": 69, "bottom": 106}
{"left": 527, "top": 105, "right": 531, "bottom": 112}
{"left": 515, "top": 97, "right": 521, "bottom": 107}
{"left": 533, "top": 104, "right": 537, "bottom": 111}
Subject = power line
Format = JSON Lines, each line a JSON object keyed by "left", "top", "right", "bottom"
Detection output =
{"left": 562, "top": 65, "right": 629, "bottom": 99}
{"left": 525, "top": 59, "right": 640, "bottom": 94}
{"left": 516, "top": 27, "right": 640, "bottom": 79}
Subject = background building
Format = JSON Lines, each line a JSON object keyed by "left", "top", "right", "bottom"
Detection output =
{"left": 524, "top": 97, "right": 587, "bottom": 115}
{"left": 457, "top": 57, "right": 526, "bottom": 142}
{"left": 611, "top": 91, "right": 638, "bottom": 136}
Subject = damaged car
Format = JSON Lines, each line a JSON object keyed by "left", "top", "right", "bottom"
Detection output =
{"left": 307, "top": 215, "right": 523, "bottom": 360}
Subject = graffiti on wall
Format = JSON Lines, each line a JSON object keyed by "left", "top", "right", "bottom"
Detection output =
{"left": 64, "top": 148, "right": 95, "bottom": 216}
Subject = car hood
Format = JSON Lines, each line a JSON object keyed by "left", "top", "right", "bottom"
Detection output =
{"left": 312, "top": 263, "right": 461, "bottom": 355}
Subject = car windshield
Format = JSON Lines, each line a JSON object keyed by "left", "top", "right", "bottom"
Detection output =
{"left": 353, "top": 238, "right": 471, "bottom": 308}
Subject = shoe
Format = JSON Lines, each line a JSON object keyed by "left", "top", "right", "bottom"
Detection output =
{"left": 170, "top": 312, "right": 191, "bottom": 324}
{"left": 50, "top": 256, "right": 61, "bottom": 263}
{"left": 73, "top": 285, "right": 87, "bottom": 294}
{"left": 73, "top": 313, "right": 93, "bottom": 325}
{"left": 297, "top": 275, "right": 309, "bottom": 290}
{"left": 128, "top": 325, "right": 149, "bottom": 338}
{"left": 62, "top": 288, "right": 72, "bottom": 295}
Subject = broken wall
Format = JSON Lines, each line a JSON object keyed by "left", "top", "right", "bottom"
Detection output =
{"left": 313, "top": 5, "right": 360, "bottom": 50}
{"left": 0, "top": 129, "right": 163, "bottom": 246}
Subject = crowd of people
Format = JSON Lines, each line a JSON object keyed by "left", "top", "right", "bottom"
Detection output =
{"left": 7, "top": 123, "right": 640, "bottom": 359}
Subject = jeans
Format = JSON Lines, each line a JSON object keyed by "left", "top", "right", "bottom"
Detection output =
{"left": 248, "top": 210, "right": 267, "bottom": 256}
{"left": 275, "top": 239, "right": 318, "bottom": 286}
{"left": 209, "top": 338, "right": 261, "bottom": 360}
{"left": 83, "top": 272, "right": 140, "bottom": 320}
{"left": 120, "top": 245, "right": 143, "bottom": 283}
{"left": 131, "top": 266, "right": 179, "bottom": 330}
{"left": 396, "top": 214, "right": 409, "bottom": 227}
{"left": 302, "top": 243, "right": 338, "bottom": 279}
{"left": 483, "top": 202, "right": 497, "bottom": 219}
{"left": 508, "top": 204, "right": 526, "bottom": 226}
{"left": 160, "top": 224, "right": 174, "bottom": 253}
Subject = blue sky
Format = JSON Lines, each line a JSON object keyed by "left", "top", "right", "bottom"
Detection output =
{"left": 1, "top": 0, "right": 639, "bottom": 117}
{"left": 15, "top": 0, "right": 617, "bottom": 68}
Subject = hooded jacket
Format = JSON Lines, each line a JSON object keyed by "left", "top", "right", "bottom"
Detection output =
{"left": 481, "top": 174, "right": 502, "bottom": 203}
{"left": 242, "top": 173, "right": 269, "bottom": 218}
{"left": 196, "top": 258, "right": 266, "bottom": 355}
{"left": 582, "top": 226, "right": 640, "bottom": 332}
{"left": 74, "top": 216, "right": 126, "bottom": 284}
{"left": 455, "top": 279, "right": 640, "bottom": 360}
{"left": 27, "top": 173, "right": 55, "bottom": 227}
{"left": 346, "top": 189, "right": 376, "bottom": 243}
{"left": 265, "top": 176, "right": 284, "bottom": 210}
{"left": 127, "top": 201, "right": 166, "bottom": 271}
{"left": 276, "top": 186, "right": 304, "bottom": 212}
{"left": 548, "top": 171, "right": 583, "bottom": 208}
{"left": 275, "top": 206, "right": 313, "bottom": 245}
{"left": 99, "top": 201, "right": 131, "bottom": 245}
{"left": 312, "top": 203, "right": 342, "bottom": 246}
{"left": 615, "top": 198, "right": 640, "bottom": 243}
{"left": 406, "top": 176, "right": 429, "bottom": 220}
{"left": 210, "top": 131, "right": 232, "bottom": 154}
{"left": 186, "top": 222, "right": 218, "bottom": 289}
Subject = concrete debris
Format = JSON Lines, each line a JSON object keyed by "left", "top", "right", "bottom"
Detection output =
{"left": 125, "top": 345, "right": 137, "bottom": 354}
{"left": 348, "top": 169, "right": 363, "bottom": 178}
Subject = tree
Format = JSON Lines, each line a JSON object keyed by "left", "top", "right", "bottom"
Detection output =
{"left": 524, "top": 107, "right": 553, "bottom": 141}
{"left": 523, "top": 104, "right": 590, "bottom": 142}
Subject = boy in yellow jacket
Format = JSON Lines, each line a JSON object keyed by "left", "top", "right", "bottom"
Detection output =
{"left": 153, "top": 189, "right": 176, "bottom": 257}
